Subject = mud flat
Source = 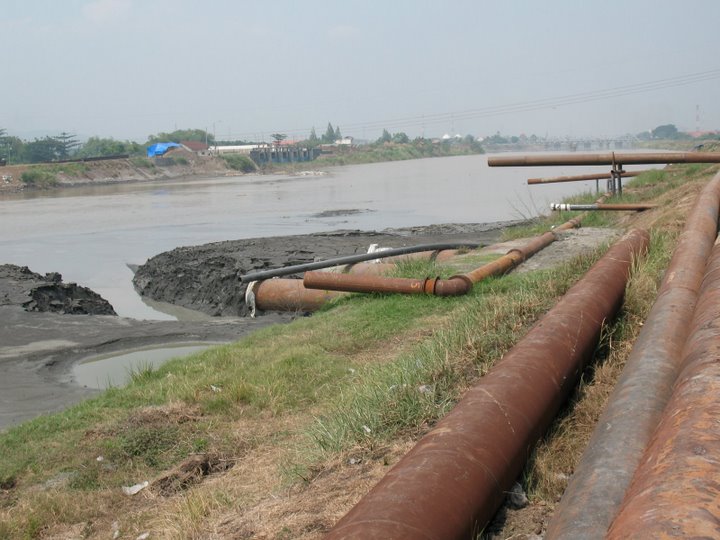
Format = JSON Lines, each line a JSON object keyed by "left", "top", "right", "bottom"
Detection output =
{"left": 133, "top": 221, "right": 517, "bottom": 317}
{"left": 0, "top": 264, "right": 289, "bottom": 430}
{"left": 1, "top": 220, "right": 618, "bottom": 431}
{"left": 0, "top": 222, "right": 511, "bottom": 429}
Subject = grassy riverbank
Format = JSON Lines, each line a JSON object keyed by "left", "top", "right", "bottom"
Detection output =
{"left": 274, "top": 139, "right": 484, "bottom": 171}
{"left": 1, "top": 162, "right": 717, "bottom": 538}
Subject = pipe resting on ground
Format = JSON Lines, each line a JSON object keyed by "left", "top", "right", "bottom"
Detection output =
{"left": 546, "top": 171, "right": 720, "bottom": 539}
{"left": 606, "top": 233, "right": 720, "bottom": 539}
{"left": 303, "top": 217, "right": 582, "bottom": 296}
{"left": 324, "top": 229, "right": 650, "bottom": 540}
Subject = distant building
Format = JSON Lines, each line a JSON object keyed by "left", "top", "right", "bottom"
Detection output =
{"left": 210, "top": 144, "right": 270, "bottom": 155}
{"left": 180, "top": 140, "right": 210, "bottom": 155}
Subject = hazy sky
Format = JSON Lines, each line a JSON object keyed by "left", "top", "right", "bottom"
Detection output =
{"left": 3, "top": 0, "right": 720, "bottom": 142}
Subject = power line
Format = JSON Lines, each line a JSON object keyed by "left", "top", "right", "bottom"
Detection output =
{"left": 225, "top": 67, "right": 720, "bottom": 139}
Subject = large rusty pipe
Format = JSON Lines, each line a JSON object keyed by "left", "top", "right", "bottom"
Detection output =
{"left": 249, "top": 251, "right": 462, "bottom": 313}
{"left": 606, "top": 239, "right": 720, "bottom": 539}
{"left": 305, "top": 219, "right": 580, "bottom": 296}
{"left": 324, "top": 229, "right": 649, "bottom": 540}
{"left": 248, "top": 278, "right": 346, "bottom": 314}
{"left": 303, "top": 272, "right": 436, "bottom": 296}
{"left": 545, "top": 172, "right": 720, "bottom": 540}
{"left": 303, "top": 272, "right": 472, "bottom": 297}
{"left": 551, "top": 203, "right": 657, "bottom": 212}
{"left": 304, "top": 249, "right": 516, "bottom": 297}
{"left": 489, "top": 152, "right": 720, "bottom": 167}
{"left": 528, "top": 170, "right": 643, "bottom": 185}
{"left": 342, "top": 262, "right": 398, "bottom": 275}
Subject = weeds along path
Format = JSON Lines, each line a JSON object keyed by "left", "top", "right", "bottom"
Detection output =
{"left": 0, "top": 163, "right": 717, "bottom": 539}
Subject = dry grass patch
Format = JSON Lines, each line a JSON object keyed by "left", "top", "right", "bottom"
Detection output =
{"left": 505, "top": 227, "right": 679, "bottom": 536}
{"left": 210, "top": 439, "right": 416, "bottom": 540}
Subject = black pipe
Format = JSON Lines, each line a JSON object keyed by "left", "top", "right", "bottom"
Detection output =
{"left": 240, "top": 242, "right": 481, "bottom": 283}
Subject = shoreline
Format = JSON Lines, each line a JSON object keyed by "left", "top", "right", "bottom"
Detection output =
{"left": 0, "top": 220, "right": 517, "bottom": 431}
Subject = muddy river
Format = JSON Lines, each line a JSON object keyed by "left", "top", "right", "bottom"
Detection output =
{"left": 0, "top": 153, "right": 648, "bottom": 320}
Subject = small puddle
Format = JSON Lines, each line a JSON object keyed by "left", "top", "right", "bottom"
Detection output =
{"left": 73, "top": 343, "right": 213, "bottom": 389}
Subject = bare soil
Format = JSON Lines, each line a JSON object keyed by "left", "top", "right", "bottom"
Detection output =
{"left": 0, "top": 152, "right": 235, "bottom": 193}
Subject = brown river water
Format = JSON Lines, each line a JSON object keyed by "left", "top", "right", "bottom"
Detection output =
{"left": 0, "top": 153, "right": 653, "bottom": 320}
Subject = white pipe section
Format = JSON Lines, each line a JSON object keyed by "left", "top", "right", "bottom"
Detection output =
{"left": 551, "top": 203, "right": 596, "bottom": 211}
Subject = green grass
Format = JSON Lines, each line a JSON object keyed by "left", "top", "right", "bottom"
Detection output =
{"left": 19, "top": 163, "right": 90, "bottom": 186}
{"left": 47, "top": 163, "right": 89, "bottom": 176}
{"left": 307, "top": 250, "right": 601, "bottom": 456}
{"left": 221, "top": 153, "right": 257, "bottom": 172}
{"left": 523, "top": 229, "right": 675, "bottom": 502}
{"left": 2, "top": 162, "right": 717, "bottom": 537}
{"left": 277, "top": 141, "right": 483, "bottom": 170}
{"left": 20, "top": 168, "right": 58, "bottom": 187}
{"left": 0, "top": 280, "right": 459, "bottom": 483}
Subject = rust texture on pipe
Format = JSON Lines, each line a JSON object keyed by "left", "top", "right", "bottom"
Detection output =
{"left": 554, "top": 217, "right": 583, "bottom": 231}
{"left": 528, "top": 170, "right": 643, "bottom": 185}
{"left": 305, "top": 220, "right": 580, "bottom": 297}
{"left": 303, "top": 272, "right": 472, "bottom": 297}
{"left": 606, "top": 239, "right": 720, "bottom": 539}
{"left": 342, "top": 262, "right": 397, "bottom": 276}
{"left": 304, "top": 272, "right": 431, "bottom": 295}
{"left": 381, "top": 248, "right": 460, "bottom": 263}
{"left": 253, "top": 250, "right": 464, "bottom": 311}
{"left": 253, "top": 279, "right": 345, "bottom": 312}
{"left": 324, "top": 229, "right": 650, "bottom": 540}
{"left": 545, "top": 172, "right": 720, "bottom": 540}
{"left": 489, "top": 152, "right": 720, "bottom": 167}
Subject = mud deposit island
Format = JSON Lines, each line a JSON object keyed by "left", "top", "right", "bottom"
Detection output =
{"left": 0, "top": 222, "right": 512, "bottom": 430}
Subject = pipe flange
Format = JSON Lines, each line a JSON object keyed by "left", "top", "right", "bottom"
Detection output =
{"left": 423, "top": 277, "right": 439, "bottom": 294}
{"left": 245, "top": 280, "right": 259, "bottom": 318}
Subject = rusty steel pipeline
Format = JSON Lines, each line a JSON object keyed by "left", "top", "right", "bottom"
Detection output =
{"left": 545, "top": 171, "right": 720, "bottom": 540}
{"left": 606, "top": 239, "right": 720, "bottom": 539}
{"left": 247, "top": 278, "right": 346, "bottom": 315}
{"left": 248, "top": 250, "right": 461, "bottom": 312}
{"left": 304, "top": 218, "right": 581, "bottom": 296}
{"left": 489, "top": 152, "right": 720, "bottom": 167}
{"left": 324, "top": 229, "right": 649, "bottom": 540}
{"left": 528, "top": 170, "right": 643, "bottom": 185}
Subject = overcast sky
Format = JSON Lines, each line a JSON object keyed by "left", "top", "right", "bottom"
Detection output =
{"left": 3, "top": 0, "right": 720, "bottom": 143}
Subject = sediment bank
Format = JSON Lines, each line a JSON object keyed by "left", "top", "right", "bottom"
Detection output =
{"left": 133, "top": 222, "right": 518, "bottom": 317}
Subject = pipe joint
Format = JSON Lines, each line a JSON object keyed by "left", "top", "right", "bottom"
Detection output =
{"left": 434, "top": 275, "right": 473, "bottom": 296}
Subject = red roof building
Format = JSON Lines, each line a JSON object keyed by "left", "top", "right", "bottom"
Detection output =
{"left": 180, "top": 140, "right": 210, "bottom": 152}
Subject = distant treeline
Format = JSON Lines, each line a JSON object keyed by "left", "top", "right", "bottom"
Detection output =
{"left": 0, "top": 128, "right": 218, "bottom": 165}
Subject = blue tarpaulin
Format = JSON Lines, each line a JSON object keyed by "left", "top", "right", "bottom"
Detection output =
{"left": 146, "top": 142, "right": 181, "bottom": 157}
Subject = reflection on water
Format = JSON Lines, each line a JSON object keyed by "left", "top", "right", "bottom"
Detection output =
{"left": 73, "top": 344, "right": 212, "bottom": 389}
{"left": 0, "top": 154, "right": 657, "bottom": 320}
